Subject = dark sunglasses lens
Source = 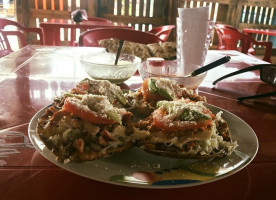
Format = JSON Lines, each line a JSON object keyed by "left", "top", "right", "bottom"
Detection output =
{"left": 261, "top": 66, "right": 276, "bottom": 85}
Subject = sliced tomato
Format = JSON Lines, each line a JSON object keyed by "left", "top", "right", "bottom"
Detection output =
{"left": 142, "top": 78, "right": 166, "bottom": 102}
{"left": 152, "top": 108, "right": 213, "bottom": 132}
{"left": 63, "top": 98, "right": 115, "bottom": 124}
{"left": 75, "top": 82, "right": 90, "bottom": 94}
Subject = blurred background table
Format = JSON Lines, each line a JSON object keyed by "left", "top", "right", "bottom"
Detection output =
{"left": 0, "top": 45, "right": 275, "bottom": 200}
{"left": 40, "top": 19, "right": 130, "bottom": 46}
{"left": 243, "top": 28, "right": 276, "bottom": 37}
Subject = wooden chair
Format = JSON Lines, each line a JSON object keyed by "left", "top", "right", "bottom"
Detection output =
{"left": 148, "top": 25, "right": 175, "bottom": 42}
{"left": 0, "top": 18, "right": 44, "bottom": 48}
{"left": 215, "top": 24, "right": 272, "bottom": 63}
{"left": 79, "top": 27, "right": 163, "bottom": 47}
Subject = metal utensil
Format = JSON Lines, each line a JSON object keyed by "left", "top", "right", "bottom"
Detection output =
{"left": 184, "top": 55, "right": 231, "bottom": 77}
{"left": 114, "top": 40, "right": 124, "bottom": 65}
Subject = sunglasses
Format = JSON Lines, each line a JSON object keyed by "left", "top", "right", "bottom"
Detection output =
{"left": 213, "top": 64, "right": 276, "bottom": 101}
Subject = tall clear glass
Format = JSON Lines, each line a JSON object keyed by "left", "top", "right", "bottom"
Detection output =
{"left": 176, "top": 18, "right": 215, "bottom": 76}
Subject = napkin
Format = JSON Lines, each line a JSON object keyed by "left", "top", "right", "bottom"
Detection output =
{"left": 177, "top": 7, "right": 211, "bottom": 75}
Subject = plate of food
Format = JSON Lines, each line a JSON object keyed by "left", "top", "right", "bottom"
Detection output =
{"left": 28, "top": 77, "right": 258, "bottom": 188}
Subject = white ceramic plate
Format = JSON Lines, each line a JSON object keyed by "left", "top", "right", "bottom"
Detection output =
{"left": 28, "top": 104, "right": 258, "bottom": 189}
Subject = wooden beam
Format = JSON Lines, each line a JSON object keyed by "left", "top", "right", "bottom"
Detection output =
{"left": 168, "top": 0, "right": 176, "bottom": 25}
{"left": 103, "top": 14, "right": 166, "bottom": 25}
{"left": 232, "top": 0, "right": 243, "bottom": 27}
{"left": 216, "top": 4, "right": 228, "bottom": 22}
{"left": 242, "top": 0, "right": 276, "bottom": 7}
{"left": 71, "top": 0, "right": 77, "bottom": 11}
{"left": 178, "top": 0, "right": 231, "bottom": 7}
{"left": 16, "top": 0, "right": 31, "bottom": 26}
{"left": 132, "top": 0, "right": 136, "bottom": 17}
{"left": 29, "top": 8, "right": 71, "bottom": 19}
{"left": 80, "top": 0, "right": 88, "bottom": 10}
{"left": 87, "top": 0, "right": 97, "bottom": 17}
{"left": 238, "top": 23, "right": 276, "bottom": 30}
{"left": 54, "top": 0, "right": 60, "bottom": 10}
{"left": 63, "top": 0, "right": 68, "bottom": 11}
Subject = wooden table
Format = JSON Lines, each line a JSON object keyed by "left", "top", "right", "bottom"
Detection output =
{"left": 0, "top": 46, "right": 276, "bottom": 200}
{"left": 243, "top": 28, "right": 276, "bottom": 37}
{"left": 40, "top": 19, "right": 130, "bottom": 46}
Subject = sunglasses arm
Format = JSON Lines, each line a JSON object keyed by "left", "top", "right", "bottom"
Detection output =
{"left": 212, "top": 64, "right": 264, "bottom": 85}
{"left": 237, "top": 91, "right": 276, "bottom": 101}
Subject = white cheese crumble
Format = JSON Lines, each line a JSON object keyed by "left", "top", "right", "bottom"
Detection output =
{"left": 67, "top": 94, "right": 114, "bottom": 117}
{"left": 160, "top": 99, "right": 210, "bottom": 122}
{"left": 154, "top": 78, "right": 176, "bottom": 99}
{"left": 83, "top": 79, "right": 122, "bottom": 96}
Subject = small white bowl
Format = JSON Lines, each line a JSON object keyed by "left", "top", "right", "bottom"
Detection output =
{"left": 80, "top": 52, "right": 141, "bottom": 84}
{"left": 138, "top": 60, "right": 207, "bottom": 89}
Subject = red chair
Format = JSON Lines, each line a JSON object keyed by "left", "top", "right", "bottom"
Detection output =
{"left": 0, "top": 18, "right": 44, "bottom": 48}
{"left": 79, "top": 27, "right": 163, "bottom": 47}
{"left": 148, "top": 25, "right": 175, "bottom": 42}
{"left": 71, "top": 17, "right": 112, "bottom": 46}
{"left": 87, "top": 17, "right": 112, "bottom": 23}
{"left": 0, "top": 29, "right": 14, "bottom": 57}
{"left": 215, "top": 24, "right": 272, "bottom": 63}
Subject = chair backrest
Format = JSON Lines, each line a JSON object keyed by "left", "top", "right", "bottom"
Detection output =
{"left": 215, "top": 24, "right": 246, "bottom": 51}
{"left": 87, "top": 17, "right": 112, "bottom": 23}
{"left": 215, "top": 24, "right": 256, "bottom": 53}
{"left": 148, "top": 25, "right": 175, "bottom": 42}
{"left": 0, "top": 18, "right": 44, "bottom": 48}
{"left": 0, "top": 29, "right": 13, "bottom": 57}
{"left": 214, "top": 23, "right": 272, "bottom": 62}
{"left": 79, "top": 27, "right": 163, "bottom": 47}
